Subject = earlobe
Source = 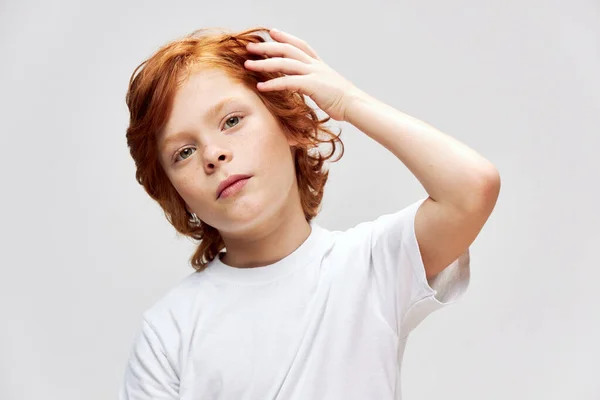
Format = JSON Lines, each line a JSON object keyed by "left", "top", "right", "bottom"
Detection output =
{"left": 286, "top": 136, "right": 299, "bottom": 147}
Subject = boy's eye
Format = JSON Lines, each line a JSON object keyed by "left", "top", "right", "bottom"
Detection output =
{"left": 224, "top": 115, "right": 241, "bottom": 129}
{"left": 175, "top": 147, "right": 195, "bottom": 162}
{"left": 172, "top": 115, "right": 242, "bottom": 163}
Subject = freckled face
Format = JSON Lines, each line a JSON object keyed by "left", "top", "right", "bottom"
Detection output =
{"left": 157, "top": 68, "right": 298, "bottom": 236}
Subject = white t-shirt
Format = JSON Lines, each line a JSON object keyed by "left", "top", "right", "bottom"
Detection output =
{"left": 120, "top": 197, "right": 470, "bottom": 400}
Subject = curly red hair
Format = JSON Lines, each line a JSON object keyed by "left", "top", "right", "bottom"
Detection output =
{"left": 125, "top": 26, "right": 344, "bottom": 271}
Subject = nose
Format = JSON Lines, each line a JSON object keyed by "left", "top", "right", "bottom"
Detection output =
{"left": 202, "top": 144, "right": 232, "bottom": 174}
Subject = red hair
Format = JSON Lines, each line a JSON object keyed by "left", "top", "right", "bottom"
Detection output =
{"left": 125, "top": 26, "right": 344, "bottom": 271}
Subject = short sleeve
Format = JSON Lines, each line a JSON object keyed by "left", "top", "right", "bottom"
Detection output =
{"left": 367, "top": 197, "right": 471, "bottom": 339}
{"left": 119, "top": 318, "right": 180, "bottom": 400}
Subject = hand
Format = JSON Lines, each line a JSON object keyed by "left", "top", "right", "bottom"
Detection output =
{"left": 244, "top": 28, "right": 363, "bottom": 122}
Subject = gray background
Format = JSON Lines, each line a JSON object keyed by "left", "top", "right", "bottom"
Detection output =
{"left": 1, "top": 0, "right": 599, "bottom": 398}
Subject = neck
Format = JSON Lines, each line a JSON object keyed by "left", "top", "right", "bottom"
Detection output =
{"left": 218, "top": 192, "right": 312, "bottom": 269}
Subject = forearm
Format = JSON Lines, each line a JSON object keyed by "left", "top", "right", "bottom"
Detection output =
{"left": 343, "top": 91, "right": 500, "bottom": 211}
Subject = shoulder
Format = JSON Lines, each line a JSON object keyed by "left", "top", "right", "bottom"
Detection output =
{"left": 141, "top": 270, "right": 208, "bottom": 329}
{"left": 322, "top": 197, "right": 427, "bottom": 249}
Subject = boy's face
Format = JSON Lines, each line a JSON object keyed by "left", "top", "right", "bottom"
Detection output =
{"left": 157, "top": 68, "right": 299, "bottom": 237}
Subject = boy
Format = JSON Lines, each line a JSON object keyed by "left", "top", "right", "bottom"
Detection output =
{"left": 120, "top": 26, "right": 500, "bottom": 399}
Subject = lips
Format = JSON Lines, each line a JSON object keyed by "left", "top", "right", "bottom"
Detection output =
{"left": 216, "top": 174, "right": 252, "bottom": 199}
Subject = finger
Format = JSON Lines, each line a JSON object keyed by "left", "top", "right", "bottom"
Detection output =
{"left": 244, "top": 58, "right": 310, "bottom": 75}
{"left": 256, "top": 75, "right": 307, "bottom": 92}
{"left": 269, "top": 29, "right": 321, "bottom": 61}
{"left": 246, "top": 41, "right": 313, "bottom": 64}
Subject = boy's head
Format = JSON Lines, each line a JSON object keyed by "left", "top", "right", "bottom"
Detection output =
{"left": 125, "top": 27, "right": 343, "bottom": 270}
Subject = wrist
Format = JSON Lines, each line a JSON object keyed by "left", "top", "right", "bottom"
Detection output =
{"left": 342, "top": 88, "right": 373, "bottom": 123}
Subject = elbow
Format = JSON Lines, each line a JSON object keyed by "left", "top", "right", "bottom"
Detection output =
{"left": 470, "top": 166, "right": 501, "bottom": 213}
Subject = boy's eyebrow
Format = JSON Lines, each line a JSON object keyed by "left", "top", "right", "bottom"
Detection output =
{"left": 205, "top": 95, "right": 242, "bottom": 122}
{"left": 160, "top": 96, "right": 242, "bottom": 152}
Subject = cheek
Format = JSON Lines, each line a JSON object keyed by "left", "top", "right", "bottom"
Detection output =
{"left": 169, "top": 171, "right": 212, "bottom": 210}
{"left": 251, "top": 123, "right": 295, "bottom": 167}
{"left": 254, "top": 137, "right": 295, "bottom": 190}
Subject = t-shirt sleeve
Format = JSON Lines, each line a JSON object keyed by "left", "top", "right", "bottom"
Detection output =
{"left": 119, "top": 318, "right": 179, "bottom": 400}
{"left": 367, "top": 197, "right": 471, "bottom": 339}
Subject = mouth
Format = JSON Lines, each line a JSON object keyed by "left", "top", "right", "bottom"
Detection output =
{"left": 216, "top": 174, "right": 252, "bottom": 199}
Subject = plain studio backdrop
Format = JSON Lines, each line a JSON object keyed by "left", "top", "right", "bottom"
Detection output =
{"left": 1, "top": 0, "right": 598, "bottom": 398}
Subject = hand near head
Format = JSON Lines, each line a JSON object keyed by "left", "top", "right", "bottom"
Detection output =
{"left": 243, "top": 28, "right": 363, "bottom": 122}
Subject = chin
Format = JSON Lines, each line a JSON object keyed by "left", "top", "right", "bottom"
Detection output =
{"left": 210, "top": 170, "right": 298, "bottom": 233}
{"left": 214, "top": 198, "right": 269, "bottom": 233}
